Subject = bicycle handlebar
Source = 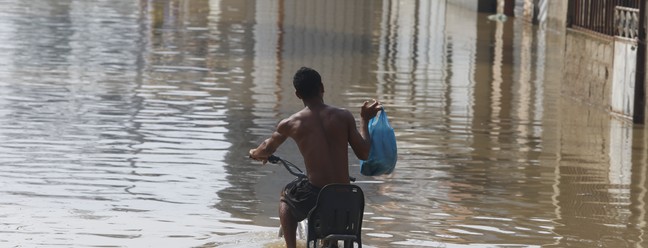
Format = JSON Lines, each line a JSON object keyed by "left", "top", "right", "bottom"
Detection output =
{"left": 267, "top": 155, "right": 281, "bottom": 164}
{"left": 267, "top": 155, "right": 306, "bottom": 178}
{"left": 266, "top": 155, "right": 356, "bottom": 182}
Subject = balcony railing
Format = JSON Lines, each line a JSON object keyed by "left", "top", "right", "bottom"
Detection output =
{"left": 615, "top": 6, "right": 639, "bottom": 39}
{"left": 571, "top": 0, "right": 640, "bottom": 37}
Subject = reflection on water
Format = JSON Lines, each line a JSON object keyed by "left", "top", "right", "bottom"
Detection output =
{"left": 1, "top": 0, "right": 647, "bottom": 247}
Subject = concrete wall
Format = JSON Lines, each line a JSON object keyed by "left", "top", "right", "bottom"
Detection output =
{"left": 611, "top": 39, "right": 637, "bottom": 118}
{"left": 562, "top": 30, "right": 614, "bottom": 111}
{"left": 545, "top": 0, "right": 567, "bottom": 30}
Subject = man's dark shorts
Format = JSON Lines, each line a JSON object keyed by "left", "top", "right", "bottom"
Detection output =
{"left": 280, "top": 176, "right": 321, "bottom": 221}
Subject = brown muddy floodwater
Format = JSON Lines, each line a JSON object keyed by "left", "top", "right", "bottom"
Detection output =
{"left": 1, "top": 0, "right": 646, "bottom": 247}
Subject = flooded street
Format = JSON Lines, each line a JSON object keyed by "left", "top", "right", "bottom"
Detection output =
{"left": 1, "top": 0, "right": 647, "bottom": 247}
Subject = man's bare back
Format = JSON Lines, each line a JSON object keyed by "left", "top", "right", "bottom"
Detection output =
{"left": 278, "top": 104, "right": 354, "bottom": 187}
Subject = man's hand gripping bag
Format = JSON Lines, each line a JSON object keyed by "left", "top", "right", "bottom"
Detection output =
{"left": 360, "top": 109, "right": 397, "bottom": 176}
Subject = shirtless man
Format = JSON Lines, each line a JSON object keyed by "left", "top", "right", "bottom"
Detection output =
{"left": 249, "top": 67, "right": 381, "bottom": 248}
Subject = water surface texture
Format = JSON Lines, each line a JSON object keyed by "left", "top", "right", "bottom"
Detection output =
{"left": 1, "top": 0, "right": 646, "bottom": 247}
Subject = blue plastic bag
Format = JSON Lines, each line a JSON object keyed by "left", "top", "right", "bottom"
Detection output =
{"left": 360, "top": 109, "right": 397, "bottom": 176}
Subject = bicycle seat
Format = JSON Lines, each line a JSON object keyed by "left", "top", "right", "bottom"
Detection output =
{"left": 306, "top": 184, "right": 364, "bottom": 248}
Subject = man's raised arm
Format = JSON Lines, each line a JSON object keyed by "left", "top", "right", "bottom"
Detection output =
{"left": 348, "top": 100, "right": 382, "bottom": 160}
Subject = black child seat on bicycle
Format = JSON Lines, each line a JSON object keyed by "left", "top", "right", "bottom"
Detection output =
{"left": 307, "top": 184, "right": 364, "bottom": 248}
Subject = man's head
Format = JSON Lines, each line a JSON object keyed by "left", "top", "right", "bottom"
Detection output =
{"left": 293, "top": 67, "right": 323, "bottom": 100}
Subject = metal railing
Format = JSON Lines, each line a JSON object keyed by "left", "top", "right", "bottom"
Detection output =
{"left": 571, "top": 0, "right": 640, "bottom": 37}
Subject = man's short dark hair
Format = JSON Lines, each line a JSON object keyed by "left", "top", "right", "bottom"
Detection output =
{"left": 293, "top": 67, "right": 322, "bottom": 99}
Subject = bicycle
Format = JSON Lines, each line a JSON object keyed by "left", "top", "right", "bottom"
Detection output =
{"left": 266, "top": 155, "right": 363, "bottom": 248}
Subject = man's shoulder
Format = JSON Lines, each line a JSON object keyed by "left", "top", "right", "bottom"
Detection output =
{"left": 280, "top": 110, "right": 309, "bottom": 127}
{"left": 331, "top": 106, "right": 353, "bottom": 118}
{"left": 322, "top": 106, "right": 354, "bottom": 124}
{"left": 323, "top": 105, "right": 350, "bottom": 114}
